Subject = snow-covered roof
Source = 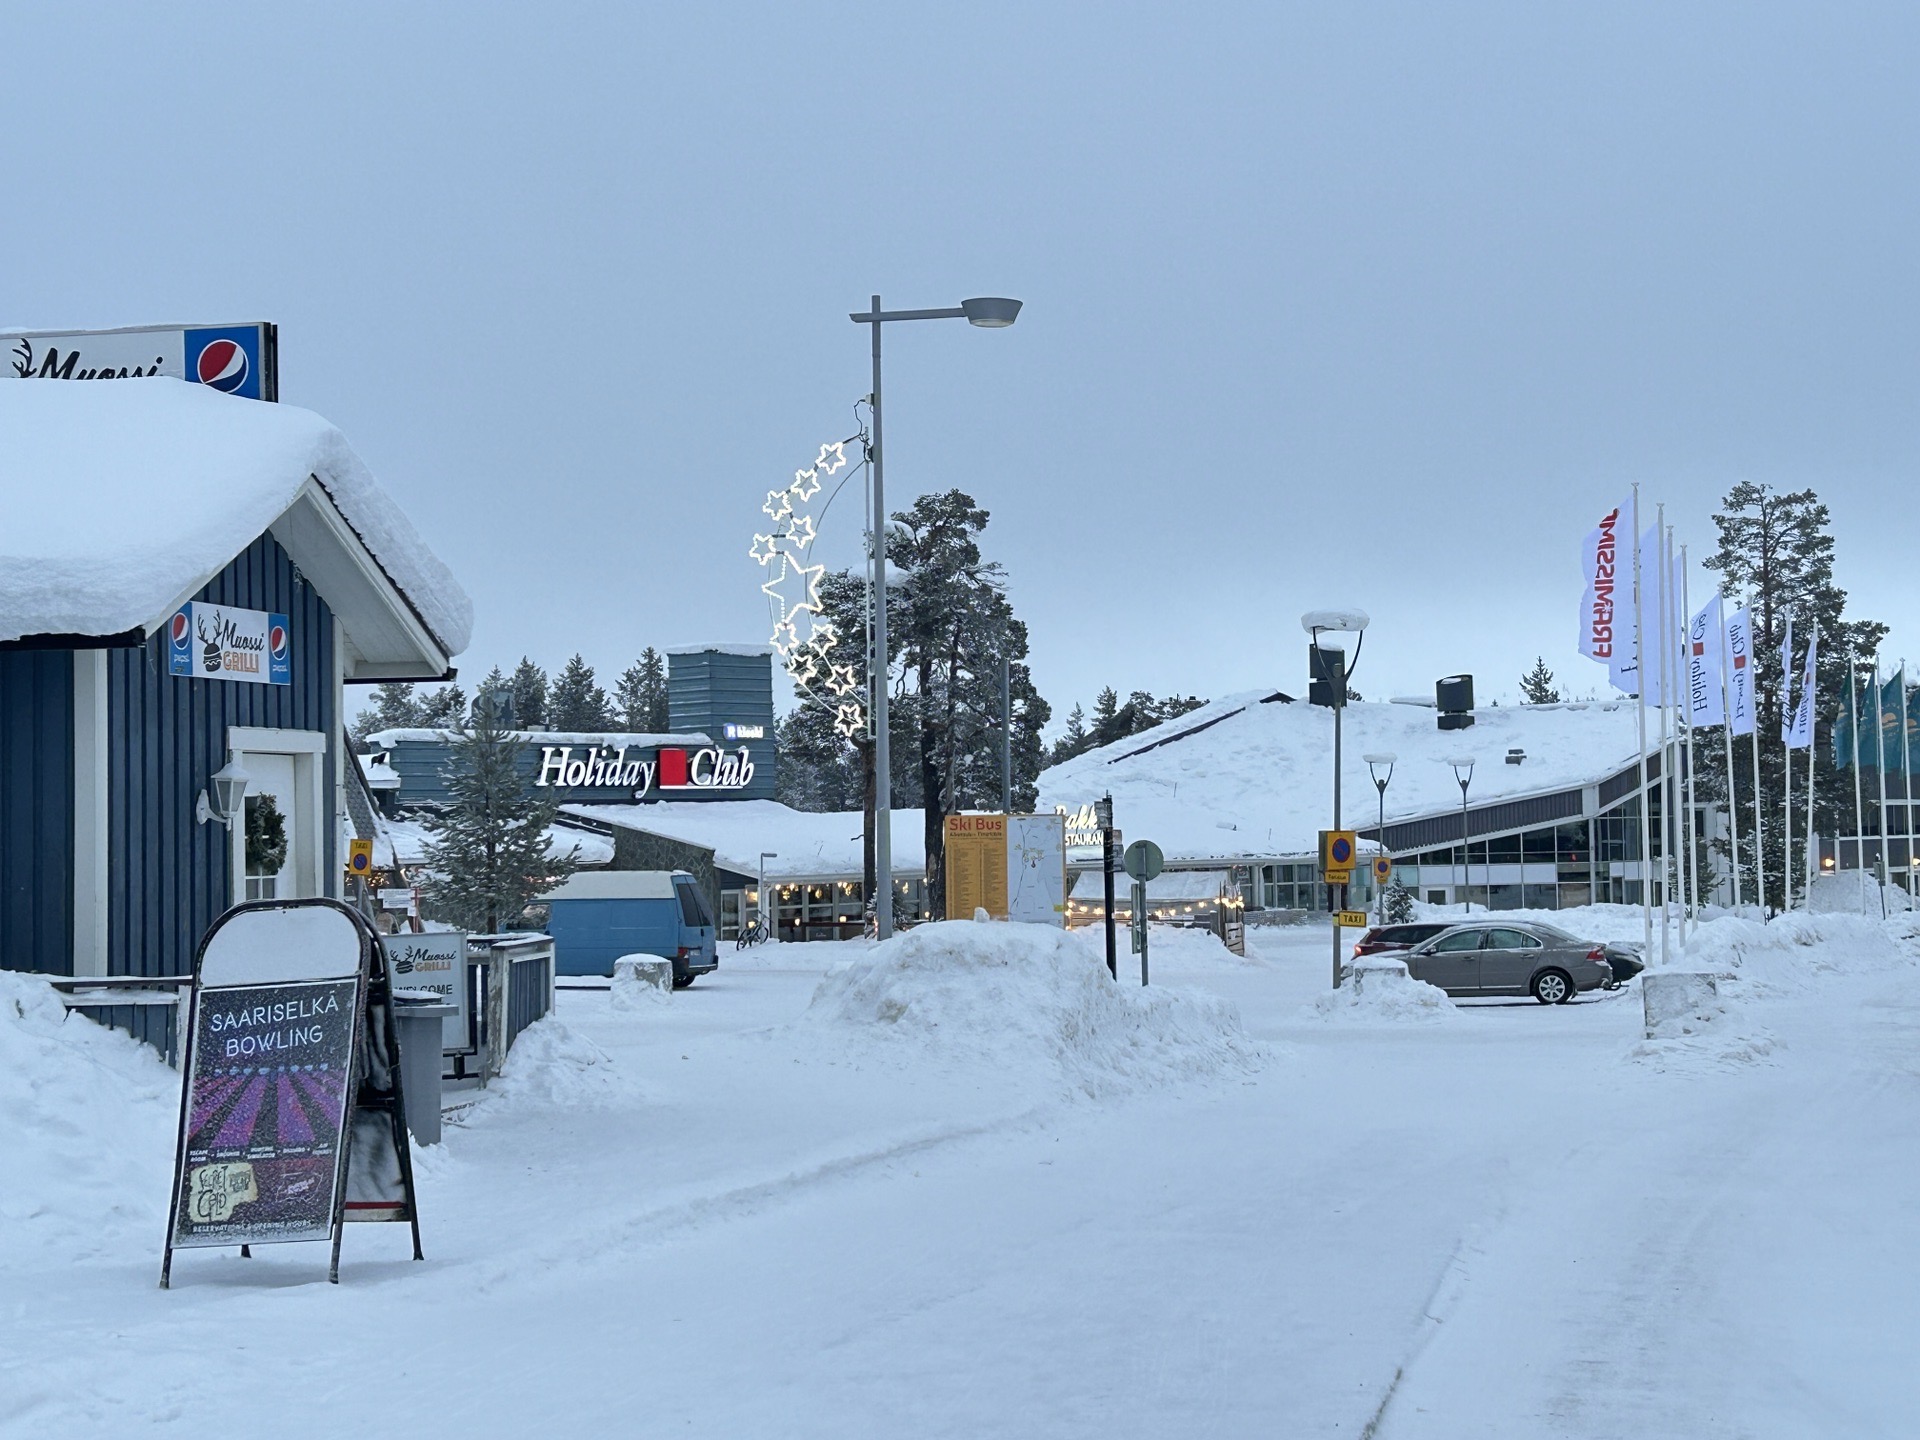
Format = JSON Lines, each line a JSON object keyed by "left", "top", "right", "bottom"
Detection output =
{"left": 1037, "top": 692, "right": 1642, "bottom": 863}
{"left": 369, "top": 728, "right": 712, "bottom": 748}
{"left": 0, "top": 379, "right": 471, "bottom": 664}
{"left": 665, "top": 643, "right": 774, "bottom": 658}
{"left": 562, "top": 800, "right": 928, "bottom": 880}
{"left": 365, "top": 760, "right": 401, "bottom": 789}
{"left": 377, "top": 813, "right": 615, "bottom": 870}
{"left": 1069, "top": 869, "right": 1233, "bottom": 902}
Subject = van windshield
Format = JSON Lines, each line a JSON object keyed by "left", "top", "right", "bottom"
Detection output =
{"left": 674, "top": 883, "right": 710, "bottom": 928}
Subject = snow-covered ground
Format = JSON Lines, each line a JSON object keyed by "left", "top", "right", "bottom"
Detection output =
{"left": 4, "top": 909, "right": 1918, "bottom": 1437}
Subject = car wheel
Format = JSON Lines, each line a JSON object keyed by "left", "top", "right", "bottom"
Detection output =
{"left": 673, "top": 976, "right": 695, "bottom": 990}
{"left": 1531, "top": 969, "right": 1573, "bottom": 1005}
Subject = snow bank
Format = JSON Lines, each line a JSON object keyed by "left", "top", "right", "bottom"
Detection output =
{"left": 1068, "top": 922, "right": 1262, "bottom": 971}
{"left": 481, "top": 1017, "right": 632, "bottom": 1110}
{"left": 802, "top": 921, "right": 1263, "bottom": 1097}
{"left": 0, "top": 973, "right": 176, "bottom": 1267}
{"left": 1807, "top": 870, "right": 1915, "bottom": 916}
{"left": 1309, "top": 957, "right": 1458, "bottom": 1026}
{"left": 609, "top": 955, "right": 674, "bottom": 1010}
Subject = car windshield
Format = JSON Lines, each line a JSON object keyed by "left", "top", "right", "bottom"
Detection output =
{"left": 1527, "top": 922, "right": 1578, "bottom": 943}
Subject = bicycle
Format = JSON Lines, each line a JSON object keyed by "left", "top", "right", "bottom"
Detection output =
{"left": 736, "top": 915, "right": 769, "bottom": 949}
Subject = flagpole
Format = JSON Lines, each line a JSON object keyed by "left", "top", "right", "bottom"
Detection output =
{"left": 1633, "top": 486, "right": 1652, "bottom": 954}
{"left": 1656, "top": 511, "right": 1673, "bottom": 965}
{"left": 1782, "top": 615, "right": 1795, "bottom": 915}
{"left": 1875, "top": 657, "right": 1891, "bottom": 921}
{"left": 1804, "top": 624, "right": 1818, "bottom": 910}
{"left": 1719, "top": 592, "right": 1741, "bottom": 910}
{"left": 1681, "top": 545, "right": 1700, "bottom": 930}
{"left": 1749, "top": 594, "right": 1767, "bottom": 921}
{"left": 1902, "top": 662, "right": 1913, "bottom": 898}
{"left": 1850, "top": 651, "right": 1867, "bottom": 914}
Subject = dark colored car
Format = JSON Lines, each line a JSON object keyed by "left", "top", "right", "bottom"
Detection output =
{"left": 1404, "top": 921, "right": 1613, "bottom": 1003}
{"left": 1352, "top": 922, "right": 1454, "bottom": 958}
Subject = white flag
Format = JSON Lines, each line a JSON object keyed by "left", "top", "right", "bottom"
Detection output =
{"left": 1608, "top": 525, "right": 1660, "bottom": 697}
{"left": 1686, "top": 594, "right": 1725, "bottom": 726}
{"left": 1786, "top": 623, "right": 1819, "bottom": 749}
{"left": 1779, "top": 617, "right": 1796, "bottom": 743}
{"left": 1577, "top": 502, "right": 1626, "bottom": 665}
{"left": 1725, "top": 605, "right": 1755, "bottom": 737}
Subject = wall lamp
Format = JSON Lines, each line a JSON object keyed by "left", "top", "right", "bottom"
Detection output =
{"left": 196, "top": 758, "right": 251, "bottom": 829}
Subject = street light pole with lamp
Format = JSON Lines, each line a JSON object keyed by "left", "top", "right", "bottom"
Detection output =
{"left": 757, "top": 852, "right": 778, "bottom": 938}
{"left": 849, "top": 295, "right": 1022, "bottom": 940}
{"left": 1363, "top": 752, "right": 1397, "bottom": 925}
{"left": 1449, "top": 755, "right": 1477, "bottom": 912}
{"left": 1302, "top": 608, "right": 1369, "bottom": 988}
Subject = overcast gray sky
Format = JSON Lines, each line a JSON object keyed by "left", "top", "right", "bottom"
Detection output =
{"left": 6, "top": 4, "right": 1916, "bottom": 727}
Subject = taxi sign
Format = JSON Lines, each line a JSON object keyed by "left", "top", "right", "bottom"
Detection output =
{"left": 1335, "top": 910, "right": 1370, "bottom": 928}
{"left": 347, "top": 838, "right": 374, "bottom": 876}
{"left": 1373, "top": 855, "right": 1393, "bottom": 883}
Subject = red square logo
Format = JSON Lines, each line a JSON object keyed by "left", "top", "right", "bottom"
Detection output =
{"left": 658, "top": 748, "right": 688, "bottom": 787}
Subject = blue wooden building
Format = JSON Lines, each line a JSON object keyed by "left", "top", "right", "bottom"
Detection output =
{"left": 0, "top": 379, "right": 471, "bottom": 1025}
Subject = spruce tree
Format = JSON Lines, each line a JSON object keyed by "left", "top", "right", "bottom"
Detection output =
{"left": 1519, "top": 657, "right": 1561, "bottom": 704}
{"left": 419, "top": 706, "right": 579, "bottom": 933}
{"left": 1090, "top": 687, "right": 1121, "bottom": 747}
{"left": 1701, "top": 483, "right": 1886, "bottom": 907}
{"left": 548, "top": 654, "right": 613, "bottom": 731}
{"left": 415, "top": 683, "right": 467, "bottom": 727}
{"left": 509, "top": 657, "right": 549, "bottom": 729}
{"left": 614, "top": 648, "right": 670, "bottom": 731}
{"left": 350, "top": 681, "right": 425, "bottom": 746}
{"left": 1051, "top": 704, "right": 1089, "bottom": 763}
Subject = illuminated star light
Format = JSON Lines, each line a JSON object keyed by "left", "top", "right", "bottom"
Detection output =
{"left": 827, "top": 662, "right": 859, "bottom": 697}
{"left": 789, "top": 467, "right": 821, "bottom": 502}
{"left": 787, "top": 558, "right": 826, "bottom": 616}
{"left": 786, "top": 513, "right": 817, "bottom": 549}
{"left": 815, "top": 441, "right": 847, "bottom": 475}
{"left": 834, "top": 701, "right": 865, "bottom": 740}
{"left": 760, "top": 555, "right": 790, "bottom": 617}
{"left": 807, "top": 621, "right": 838, "bottom": 653}
{"left": 764, "top": 489, "right": 794, "bottom": 523}
{"left": 770, "top": 619, "right": 799, "bottom": 655}
{"left": 748, "top": 534, "right": 778, "bottom": 566}
{"left": 789, "top": 653, "right": 822, "bottom": 687}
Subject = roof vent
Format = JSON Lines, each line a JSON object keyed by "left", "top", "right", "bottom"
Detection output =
{"left": 1506, "top": 747, "right": 1525, "bottom": 765}
{"left": 1436, "top": 674, "right": 1475, "bottom": 730}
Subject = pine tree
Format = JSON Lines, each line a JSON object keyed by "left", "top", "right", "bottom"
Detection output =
{"left": 1090, "top": 687, "right": 1121, "bottom": 747}
{"left": 1050, "top": 704, "right": 1089, "bottom": 764}
{"left": 1385, "top": 879, "right": 1417, "bottom": 924}
{"left": 509, "top": 657, "right": 549, "bottom": 729}
{"left": 350, "top": 681, "right": 425, "bottom": 747}
{"left": 415, "top": 683, "right": 467, "bottom": 726}
{"left": 548, "top": 654, "right": 613, "bottom": 731}
{"left": 419, "top": 706, "right": 579, "bottom": 933}
{"left": 1701, "top": 483, "right": 1886, "bottom": 908}
{"left": 614, "top": 648, "right": 670, "bottom": 731}
{"left": 1519, "top": 657, "right": 1561, "bottom": 705}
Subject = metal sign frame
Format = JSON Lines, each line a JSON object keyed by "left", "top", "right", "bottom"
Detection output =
{"left": 161, "top": 898, "right": 422, "bottom": 1288}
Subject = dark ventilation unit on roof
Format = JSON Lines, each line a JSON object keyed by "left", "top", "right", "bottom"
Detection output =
{"left": 1436, "top": 674, "right": 1475, "bottom": 731}
{"left": 1308, "top": 645, "right": 1346, "bottom": 708}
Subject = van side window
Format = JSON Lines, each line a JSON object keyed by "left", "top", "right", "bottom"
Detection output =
{"left": 675, "top": 883, "right": 710, "bottom": 928}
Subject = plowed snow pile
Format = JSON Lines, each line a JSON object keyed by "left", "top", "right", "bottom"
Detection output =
{"left": 0, "top": 973, "right": 175, "bottom": 1267}
{"left": 1309, "top": 956, "right": 1459, "bottom": 1025}
{"left": 802, "top": 921, "right": 1264, "bottom": 1096}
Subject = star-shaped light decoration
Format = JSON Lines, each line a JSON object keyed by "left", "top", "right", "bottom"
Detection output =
{"left": 786, "top": 513, "right": 817, "bottom": 549}
{"left": 786, "top": 559, "right": 826, "bottom": 617}
{"left": 770, "top": 619, "right": 799, "bottom": 655}
{"left": 764, "top": 489, "right": 794, "bottom": 523}
{"left": 789, "top": 652, "right": 821, "bottom": 687}
{"left": 760, "top": 554, "right": 790, "bottom": 615}
{"left": 815, "top": 441, "right": 847, "bottom": 475}
{"left": 789, "top": 467, "right": 821, "bottom": 502}
{"left": 834, "top": 701, "right": 865, "bottom": 740}
{"left": 808, "top": 621, "right": 838, "bottom": 653}
{"left": 748, "top": 533, "right": 779, "bottom": 566}
{"left": 827, "top": 662, "right": 859, "bottom": 697}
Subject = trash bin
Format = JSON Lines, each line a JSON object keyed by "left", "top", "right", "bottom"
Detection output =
{"left": 391, "top": 990, "right": 457, "bottom": 1145}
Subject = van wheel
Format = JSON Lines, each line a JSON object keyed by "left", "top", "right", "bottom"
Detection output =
{"left": 673, "top": 976, "right": 695, "bottom": 990}
{"left": 1531, "top": 969, "right": 1573, "bottom": 1005}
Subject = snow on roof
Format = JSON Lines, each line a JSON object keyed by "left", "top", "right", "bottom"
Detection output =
{"left": 664, "top": 643, "right": 774, "bottom": 658}
{"left": 0, "top": 378, "right": 471, "bottom": 653}
{"left": 1037, "top": 692, "right": 1643, "bottom": 863}
{"left": 377, "top": 813, "right": 614, "bottom": 870}
{"left": 368, "top": 728, "right": 712, "bottom": 748}
{"left": 562, "top": 800, "right": 928, "bottom": 880}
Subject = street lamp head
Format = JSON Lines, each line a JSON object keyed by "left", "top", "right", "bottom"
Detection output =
{"left": 1362, "top": 752, "right": 1398, "bottom": 766}
{"left": 961, "top": 296, "right": 1022, "bottom": 328}
{"left": 1300, "top": 608, "right": 1370, "bottom": 636}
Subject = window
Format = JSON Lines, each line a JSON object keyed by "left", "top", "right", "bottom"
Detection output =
{"left": 1431, "top": 930, "right": 1485, "bottom": 953}
{"left": 675, "top": 883, "right": 710, "bottom": 928}
{"left": 1485, "top": 928, "right": 1540, "bottom": 950}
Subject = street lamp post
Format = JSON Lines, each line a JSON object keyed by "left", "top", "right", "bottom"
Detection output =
{"left": 1364, "top": 752, "right": 1397, "bottom": 925}
{"left": 1449, "top": 756, "right": 1477, "bottom": 912}
{"left": 850, "top": 295, "right": 1022, "bottom": 939}
{"left": 1302, "top": 608, "right": 1370, "bottom": 988}
{"left": 758, "top": 851, "right": 778, "bottom": 937}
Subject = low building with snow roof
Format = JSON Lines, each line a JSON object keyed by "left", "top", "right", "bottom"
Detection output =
{"left": 1038, "top": 688, "right": 1675, "bottom": 914}
{"left": 0, "top": 378, "right": 471, "bottom": 1040}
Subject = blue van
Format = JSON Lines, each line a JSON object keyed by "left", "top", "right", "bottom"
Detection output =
{"left": 543, "top": 870, "right": 718, "bottom": 986}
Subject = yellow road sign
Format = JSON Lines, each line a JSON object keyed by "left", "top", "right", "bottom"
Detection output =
{"left": 1323, "top": 868, "right": 1352, "bottom": 885}
{"left": 1372, "top": 856, "right": 1393, "bottom": 882}
{"left": 1319, "top": 829, "right": 1358, "bottom": 872}
{"left": 347, "top": 838, "right": 374, "bottom": 875}
{"left": 1335, "top": 910, "right": 1370, "bottom": 928}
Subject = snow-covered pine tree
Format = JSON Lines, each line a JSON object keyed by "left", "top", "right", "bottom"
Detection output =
{"left": 1050, "top": 704, "right": 1089, "bottom": 763}
{"left": 471, "top": 666, "right": 509, "bottom": 724}
{"left": 419, "top": 706, "right": 579, "bottom": 933}
{"left": 509, "top": 658, "right": 549, "bottom": 729}
{"left": 1090, "top": 687, "right": 1121, "bottom": 746}
{"left": 415, "top": 683, "right": 467, "bottom": 726}
{"left": 1385, "top": 879, "right": 1416, "bottom": 923}
{"left": 614, "top": 648, "right": 670, "bottom": 731}
{"left": 350, "top": 681, "right": 428, "bottom": 747}
{"left": 548, "top": 654, "right": 613, "bottom": 731}
{"left": 1519, "top": 657, "right": 1560, "bottom": 704}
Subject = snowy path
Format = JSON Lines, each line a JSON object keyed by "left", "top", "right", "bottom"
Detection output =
{"left": 3, "top": 921, "right": 1916, "bottom": 1437}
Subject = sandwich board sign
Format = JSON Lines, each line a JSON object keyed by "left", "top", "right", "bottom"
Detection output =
{"left": 161, "top": 898, "right": 422, "bottom": 1287}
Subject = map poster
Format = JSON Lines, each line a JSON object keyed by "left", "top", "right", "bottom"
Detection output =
{"left": 170, "top": 979, "right": 359, "bottom": 1248}
{"left": 1005, "top": 814, "right": 1068, "bottom": 927}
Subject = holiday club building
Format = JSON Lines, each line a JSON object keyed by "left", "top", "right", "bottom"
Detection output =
{"left": 0, "top": 378, "right": 472, "bottom": 1046}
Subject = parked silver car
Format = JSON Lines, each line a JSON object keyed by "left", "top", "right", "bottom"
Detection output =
{"left": 1403, "top": 921, "right": 1613, "bottom": 1003}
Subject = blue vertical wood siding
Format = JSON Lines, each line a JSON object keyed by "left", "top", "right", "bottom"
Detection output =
{"left": 0, "top": 650, "right": 75, "bottom": 974}
{"left": 666, "top": 651, "right": 776, "bottom": 798}
{"left": 108, "top": 532, "right": 335, "bottom": 979}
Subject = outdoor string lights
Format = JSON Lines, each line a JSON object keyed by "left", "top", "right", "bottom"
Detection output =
{"left": 752, "top": 435, "right": 868, "bottom": 739}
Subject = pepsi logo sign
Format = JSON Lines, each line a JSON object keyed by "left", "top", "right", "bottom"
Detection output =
{"left": 269, "top": 624, "right": 289, "bottom": 658}
{"left": 194, "top": 338, "right": 250, "bottom": 394}
{"left": 170, "top": 612, "right": 191, "bottom": 645}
